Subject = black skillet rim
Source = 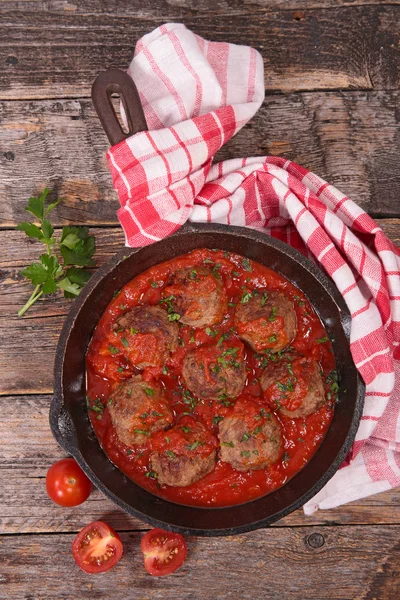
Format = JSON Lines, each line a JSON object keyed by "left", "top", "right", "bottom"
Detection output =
{"left": 51, "top": 222, "right": 365, "bottom": 536}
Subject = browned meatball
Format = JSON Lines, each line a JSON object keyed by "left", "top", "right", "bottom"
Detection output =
{"left": 234, "top": 290, "right": 296, "bottom": 353}
{"left": 162, "top": 266, "right": 227, "bottom": 328}
{"left": 218, "top": 400, "right": 282, "bottom": 471}
{"left": 108, "top": 376, "right": 174, "bottom": 446}
{"left": 260, "top": 357, "right": 326, "bottom": 418}
{"left": 149, "top": 416, "right": 218, "bottom": 487}
{"left": 182, "top": 341, "right": 247, "bottom": 400}
{"left": 111, "top": 305, "right": 178, "bottom": 369}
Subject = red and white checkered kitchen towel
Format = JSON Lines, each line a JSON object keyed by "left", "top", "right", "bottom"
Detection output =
{"left": 106, "top": 23, "right": 400, "bottom": 513}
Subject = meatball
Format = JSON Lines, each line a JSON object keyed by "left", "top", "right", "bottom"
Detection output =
{"left": 182, "top": 341, "right": 247, "bottom": 400}
{"left": 234, "top": 290, "right": 296, "bottom": 353}
{"left": 162, "top": 266, "right": 227, "bottom": 328}
{"left": 149, "top": 416, "right": 218, "bottom": 487}
{"left": 112, "top": 305, "right": 179, "bottom": 369}
{"left": 260, "top": 357, "right": 326, "bottom": 418}
{"left": 108, "top": 376, "right": 174, "bottom": 446}
{"left": 218, "top": 400, "right": 282, "bottom": 471}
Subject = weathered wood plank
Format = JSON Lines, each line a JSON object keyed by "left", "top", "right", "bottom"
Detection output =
{"left": 1, "top": 221, "right": 398, "bottom": 395}
{"left": 2, "top": 91, "right": 400, "bottom": 227}
{"left": 1, "top": 5, "right": 400, "bottom": 99}
{"left": 1, "top": 525, "right": 400, "bottom": 599}
{"left": 1, "top": 393, "right": 400, "bottom": 535}
{"left": 2, "top": 0, "right": 399, "bottom": 14}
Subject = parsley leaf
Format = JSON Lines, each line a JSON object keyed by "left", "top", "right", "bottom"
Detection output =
{"left": 16, "top": 188, "right": 96, "bottom": 316}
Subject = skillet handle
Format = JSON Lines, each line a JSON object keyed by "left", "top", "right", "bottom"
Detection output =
{"left": 91, "top": 68, "right": 148, "bottom": 146}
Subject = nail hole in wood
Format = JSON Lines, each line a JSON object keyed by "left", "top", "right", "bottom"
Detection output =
{"left": 306, "top": 532, "right": 325, "bottom": 549}
{"left": 292, "top": 11, "right": 305, "bottom": 21}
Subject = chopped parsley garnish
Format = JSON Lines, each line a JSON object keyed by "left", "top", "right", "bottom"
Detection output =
{"left": 294, "top": 294, "right": 305, "bottom": 307}
{"left": 268, "top": 307, "right": 277, "bottom": 322}
{"left": 134, "top": 429, "right": 149, "bottom": 435}
{"left": 143, "top": 387, "right": 155, "bottom": 397}
{"left": 240, "top": 290, "right": 252, "bottom": 304}
{"left": 145, "top": 470, "right": 158, "bottom": 479}
{"left": 268, "top": 334, "right": 278, "bottom": 343}
{"left": 212, "top": 416, "right": 224, "bottom": 425}
{"left": 222, "top": 441, "right": 234, "bottom": 448}
{"left": 253, "top": 426, "right": 263, "bottom": 435}
{"left": 316, "top": 337, "right": 329, "bottom": 344}
{"left": 241, "top": 451, "right": 251, "bottom": 458}
{"left": 242, "top": 257, "right": 252, "bottom": 272}
{"left": 121, "top": 337, "right": 129, "bottom": 347}
{"left": 150, "top": 280, "right": 159, "bottom": 288}
{"left": 326, "top": 370, "right": 339, "bottom": 396}
{"left": 282, "top": 452, "right": 290, "bottom": 462}
{"left": 205, "top": 327, "right": 218, "bottom": 337}
{"left": 217, "top": 334, "right": 227, "bottom": 346}
{"left": 287, "top": 362, "right": 295, "bottom": 377}
{"left": 130, "top": 327, "right": 138, "bottom": 335}
{"left": 126, "top": 449, "right": 133, "bottom": 456}
{"left": 165, "top": 450, "right": 176, "bottom": 459}
{"left": 232, "top": 271, "right": 240, "bottom": 277}
{"left": 241, "top": 432, "right": 251, "bottom": 442}
{"left": 165, "top": 436, "right": 170, "bottom": 444}
{"left": 276, "top": 380, "right": 293, "bottom": 393}
{"left": 152, "top": 411, "right": 163, "bottom": 417}
{"left": 219, "top": 398, "right": 234, "bottom": 407}
{"left": 160, "top": 294, "right": 175, "bottom": 307}
{"left": 187, "top": 441, "right": 200, "bottom": 451}
{"left": 89, "top": 398, "right": 104, "bottom": 417}
{"left": 182, "top": 388, "right": 197, "bottom": 410}
{"left": 180, "top": 426, "right": 192, "bottom": 434}
{"left": 212, "top": 264, "right": 222, "bottom": 279}
{"left": 228, "top": 302, "right": 236, "bottom": 307}
{"left": 168, "top": 312, "right": 181, "bottom": 321}
{"left": 160, "top": 295, "right": 180, "bottom": 321}
{"left": 108, "top": 345, "right": 119, "bottom": 355}
{"left": 261, "top": 292, "right": 269, "bottom": 306}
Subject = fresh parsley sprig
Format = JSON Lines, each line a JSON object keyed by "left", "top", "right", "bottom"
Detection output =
{"left": 17, "top": 188, "right": 96, "bottom": 317}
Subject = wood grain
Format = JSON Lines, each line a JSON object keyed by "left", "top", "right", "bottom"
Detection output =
{"left": 1, "top": 221, "right": 398, "bottom": 395}
{"left": 1, "top": 393, "right": 400, "bottom": 536}
{"left": 2, "top": 0, "right": 399, "bottom": 13}
{"left": 1, "top": 526, "right": 400, "bottom": 599}
{"left": 1, "top": 5, "right": 400, "bottom": 99}
{"left": 2, "top": 91, "right": 400, "bottom": 228}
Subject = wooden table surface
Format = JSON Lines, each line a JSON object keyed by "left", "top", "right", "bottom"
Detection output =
{"left": 1, "top": 1, "right": 400, "bottom": 598}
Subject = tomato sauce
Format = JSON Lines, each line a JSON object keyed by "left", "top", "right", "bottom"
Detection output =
{"left": 86, "top": 249, "right": 336, "bottom": 507}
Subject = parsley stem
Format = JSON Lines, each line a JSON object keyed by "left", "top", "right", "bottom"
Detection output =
{"left": 17, "top": 285, "right": 43, "bottom": 317}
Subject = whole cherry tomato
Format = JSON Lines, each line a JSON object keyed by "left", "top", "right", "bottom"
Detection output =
{"left": 46, "top": 458, "right": 92, "bottom": 507}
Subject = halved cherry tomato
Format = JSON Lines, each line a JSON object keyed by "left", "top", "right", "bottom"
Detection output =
{"left": 141, "top": 528, "right": 187, "bottom": 576}
{"left": 72, "top": 521, "right": 123, "bottom": 574}
{"left": 46, "top": 458, "right": 92, "bottom": 507}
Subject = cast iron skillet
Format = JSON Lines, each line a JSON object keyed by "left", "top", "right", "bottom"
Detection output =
{"left": 50, "top": 69, "right": 364, "bottom": 536}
